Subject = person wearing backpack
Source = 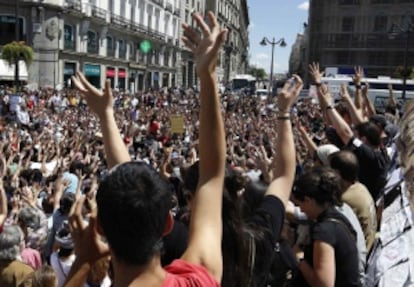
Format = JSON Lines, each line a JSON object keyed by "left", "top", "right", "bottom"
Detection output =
{"left": 291, "top": 167, "right": 360, "bottom": 287}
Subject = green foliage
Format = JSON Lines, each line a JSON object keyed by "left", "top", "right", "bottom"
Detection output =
{"left": 394, "top": 65, "right": 414, "bottom": 79}
{"left": 1, "top": 41, "right": 34, "bottom": 67}
{"left": 248, "top": 66, "right": 267, "bottom": 80}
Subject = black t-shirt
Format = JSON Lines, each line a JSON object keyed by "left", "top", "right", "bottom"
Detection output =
{"left": 346, "top": 137, "right": 389, "bottom": 200}
{"left": 248, "top": 195, "right": 285, "bottom": 286}
{"left": 304, "top": 207, "right": 360, "bottom": 287}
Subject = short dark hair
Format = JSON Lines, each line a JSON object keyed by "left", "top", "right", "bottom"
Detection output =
{"left": 96, "top": 162, "right": 171, "bottom": 266}
{"left": 355, "top": 121, "right": 382, "bottom": 147}
{"left": 329, "top": 150, "right": 359, "bottom": 183}
{"left": 293, "top": 167, "right": 341, "bottom": 206}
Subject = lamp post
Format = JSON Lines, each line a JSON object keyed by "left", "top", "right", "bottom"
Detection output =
{"left": 260, "top": 37, "right": 286, "bottom": 101}
{"left": 388, "top": 22, "right": 413, "bottom": 100}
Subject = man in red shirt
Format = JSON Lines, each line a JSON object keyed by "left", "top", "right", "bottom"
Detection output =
{"left": 66, "top": 12, "right": 227, "bottom": 287}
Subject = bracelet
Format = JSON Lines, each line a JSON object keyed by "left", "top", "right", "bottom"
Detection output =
{"left": 277, "top": 116, "right": 291, "bottom": 120}
{"left": 326, "top": 105, "right": 334, "bottom": 110}
{"left": 355, "top": 85, "right": 362, "bottom": 89}
{"left": 277, "top": 112, "right": 291, "bottom": 118}
{"left": 315, "top": 82, "right": 322, "bottom": 87}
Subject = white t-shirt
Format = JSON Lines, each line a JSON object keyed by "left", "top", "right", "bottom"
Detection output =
{"left": 50, "top": 252, "right": 76, "bottom": 287}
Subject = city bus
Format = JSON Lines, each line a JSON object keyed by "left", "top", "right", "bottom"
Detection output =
{"left": 319, "top": 76, "right": 414, "bottom": 109}
{"left": 231, "top": 74, "right": 256, "bottom": 95}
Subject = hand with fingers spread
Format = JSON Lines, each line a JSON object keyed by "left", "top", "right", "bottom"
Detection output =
{"left": 182, "top": 11, "right": 227, "bottom": 77}
{"left": 309, "top": 62, "right": 324, "bottom": 84}
{"left": 317, "top": 84, "right": 334, "bottom": 108}
{"left": 278, "top": 74, "right": 303, "bottom": 113}
{"left": 71, "top": 72, "right": 113, "bottom": 118}
{"left": 68, "top": 196, "right": 109, "bottom": 265}
{"left": 352, "top": 66, "right": 364, "bottom": 85}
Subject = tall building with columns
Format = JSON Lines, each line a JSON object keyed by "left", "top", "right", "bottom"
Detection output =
{"left": 0, "top": 0, "right": 250, "bottom": 90}
{"left": 0, "top": 0, "right": 182, "bottom": 91}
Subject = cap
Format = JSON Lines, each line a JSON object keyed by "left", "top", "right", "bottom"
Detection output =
{"left": 316, "top": 144, "right": 340, "bottom": 166}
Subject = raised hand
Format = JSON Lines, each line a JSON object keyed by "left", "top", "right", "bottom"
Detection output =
{"left": 352, "top": 66, "right": 364, "bottom": 85}
{"left": 278, "top": 75, "right": 303, "bottom": 112}
{"left": 71, "top": 72, "right": 113, "bottom": 118}
{"left": 182, "top": 12, "right": 227, "bottom": 77}
{"left": 68, "top": 196, "right": 109, "bottom": 264}
{"left": 317, "top": 84, "right": 334, "bottom": 107}
{"left": 309, "top": 62, "right": 324, "bottom": 84}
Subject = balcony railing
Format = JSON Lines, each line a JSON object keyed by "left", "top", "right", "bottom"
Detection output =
{"left": 166, "top": 3, "right": 173, "bottom": 13}
{"left": 111, "top": 13, "right": 129, "bottom": 27}
{"left": 151, "top": 0, "right": 163, "bottom": 7}
{"left": 64, "top": 0, "right": 82, "bottom": 12}
{"left": 91, "top": 5, "right": 107, "bottom": 19}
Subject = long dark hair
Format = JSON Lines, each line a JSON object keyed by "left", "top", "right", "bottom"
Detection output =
{"left": 183, "top": 162, "right": 268, "bottom": 287}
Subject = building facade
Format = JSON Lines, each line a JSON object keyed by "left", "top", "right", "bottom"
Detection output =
{"left": 307, "top": 0, "right": 414, "bottom": 78}
{"left": 204, "top": 0, "right": 250, "bottom": 85}
{"left": 0, "top": 0, "right": 182, "bottom": 91}
{"left": 0, "top": 0, "right": 250, "bottom": 90}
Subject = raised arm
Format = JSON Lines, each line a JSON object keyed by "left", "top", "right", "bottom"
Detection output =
{"left": 309, "top": 63, "right": 331, "bottom": 125}
{"left": 180, "top": 12, "right": 227, "bottom": 282}
{"left": 72, "top": 74, "right": 130, "bottom": 168}
{"left": 339, "top": 83, "right": 365, "bottom": 125}
{"left": 319, "top": 84, "right": 354, "bottom": 145}
{"left": 0, "top": 177, "right": 7, "bottom": 228}
{"left": 362, "top": 83, "right": 376, "bottom": 117}
{"left": 352, "top": 66, "right": 364, "bottom": 109}
{"left": 266, "top": 75, "right": 302, "bottom": 206}
{"left": 296, "top": 119, "right": 318, "bottom": 157}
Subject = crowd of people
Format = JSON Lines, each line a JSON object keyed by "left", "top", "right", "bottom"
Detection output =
{"left": 0, "top": 12, "right": 413, "bottom": 287}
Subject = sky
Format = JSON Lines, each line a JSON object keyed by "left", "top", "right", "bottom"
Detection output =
{"left": 248, "top": 0, "right": 309, "bottom": 74}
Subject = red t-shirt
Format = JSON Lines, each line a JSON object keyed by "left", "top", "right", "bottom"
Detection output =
{"left": 162, "top": 260, "right": 220, "bottom": 287}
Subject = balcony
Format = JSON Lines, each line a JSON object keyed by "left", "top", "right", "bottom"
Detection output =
{"left": 151, "top": 0, "right": 163, "bottom": 7}
{"left": 64, "top": 0, "right": 82, "bottom": 12}
{"left": 110, "top": 13, "right": 129, "bottom": 27}
{"left": 174, "top": 8, "right": 180, "bottom": 17}
{"left": 166, "top": 3, "right": 173, "bottom": 13}
{"left": 130, "top": 21, "right": 148, "bottom": 34}
{"left": 91, "top": 5, "right": 107, "bottom": 20}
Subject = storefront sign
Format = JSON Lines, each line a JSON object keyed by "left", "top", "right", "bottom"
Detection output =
{"left": 64, "top": 63, "right": 76, "bottom": 76}
{"left": 84, "top": 64, "right": 100, "bottom": 77}
{"left": 118, "top": 69, "right": 126, "bottom": 78}
{"left": 106, "top": 67, "right": 115, "bottom": 77}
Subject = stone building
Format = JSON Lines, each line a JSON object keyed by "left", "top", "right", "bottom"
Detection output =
{"left": 307, "top": 0, "right": 414, "bottom": 77}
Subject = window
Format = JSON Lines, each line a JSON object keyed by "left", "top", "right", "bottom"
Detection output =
{"left": 106, "top": 36, "right": 114, "bottom": 57}
{"left": 342, "top": 17, "right": 354, "bottom": 32}
{"left": 64, "top": 24, "right": 75, "bottom": 50}
{"left": 336, "top": 51, "right": 350, "bottom": 64}
{"left": 339, "top": 0, "right": 360, "bottom": 4}
{"left": 120, "top": 0, "right": 126, "bottom": 17}
{"left": 371, "top": 0, "right": 393, "bottom": 3}
{"left": 118, "top": 39, "right": 126, "bottom": 59}
{"left": 108, "top": 0, "right": 114, "bottom": 11}
{"left": 87, "top": 30, "right": 98, "bottom": 53}
{"left": 129, "top": 42, "right": 135, "bottom": 61}
{"left": 374, "top": 16, "right": 387, "bottom": 32}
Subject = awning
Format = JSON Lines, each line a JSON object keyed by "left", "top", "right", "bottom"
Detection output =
{"left": 0, "top": 59, "right": 28, "bottom": 81}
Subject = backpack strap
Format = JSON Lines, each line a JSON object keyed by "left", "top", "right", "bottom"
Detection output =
{"left": 325, "top": 217, "right": 357, "bottom": 242}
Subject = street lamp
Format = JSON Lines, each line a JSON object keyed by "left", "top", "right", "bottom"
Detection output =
{"left": 388, "top": 21, "right": 413, "bottom": 100}
{"left": 260, "top": 37, "right": 286, "bottom": 100}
